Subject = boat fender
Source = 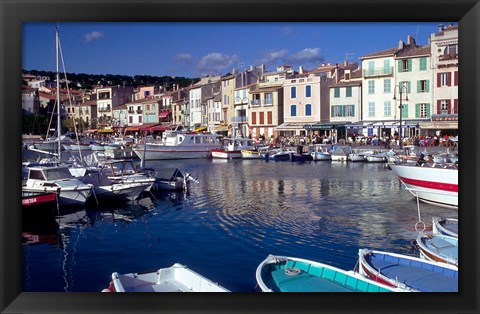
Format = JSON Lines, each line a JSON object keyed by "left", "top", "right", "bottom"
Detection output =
{"left": 285, "top": 267, "right": 302, "bottom": 276}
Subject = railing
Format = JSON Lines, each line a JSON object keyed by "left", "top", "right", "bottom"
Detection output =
{"left": 136, "top": 109, "right": 143, "bottom": 114}
{"left": 231, "top": 116, "right": 247, "bottom": 123}
{"left": 439, "top": 54, "right": 458, "bottom": 61}
{"left": 98, "top": 107, "right": 111, "bottom": 112}
{"left": 251, "top": 99, "right": 273, "bottom": 106}
{"left": 362, "top": 67, "right": 394, "bottom": 78}
{"left": 128, "top": 110, "right": 135, "bottom": 114}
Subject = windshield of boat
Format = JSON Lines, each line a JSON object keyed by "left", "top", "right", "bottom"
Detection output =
{"left": 44, "top": 168, "right": 73, "bottom": 180}
{"left": 110, "top": 161, "right": 136, "bottom": 176}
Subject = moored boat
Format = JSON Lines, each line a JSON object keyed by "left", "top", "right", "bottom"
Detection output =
{"left": 22, "top": 166, "right": 93, "bottom": 206}
{"left": 22, "top": 191, "right": 58, "bottom": 208}
{"left": 132, "top": 130, "right": 223, "bottom": 160}
{"left": 311, "top": 144, "right": 332, "bottom": 161}
{"left": 357, "top": 248, "right": 458, "bottom": 292}
{"left": 330, "top": 145, "right": 352, "bottom": 162}
{"left": 415, "top": 233, "right": 458, "bottom": 266}
{"left": 105, "top": 263, "right": 230, "bottom": 292}
{"left": 211, "top": 137, "right": 255, "bottom": 159}
{"left": 389, "top": 163, "right": 458, "bottom": 208}
{"left": 432, "top": 217, "right": 458, "bottom": 238}
{"left": 255, "top": 254, "right": 406, "bottom": 292}
{"left": 241, "top": 149, "right": 262, "bottom": 159}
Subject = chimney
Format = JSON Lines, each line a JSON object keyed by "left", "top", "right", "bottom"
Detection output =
{"left": 438, "top": 24, "right": 444, "bottom": 32}
{"left": 407, "top": 35, "right": 415, "bottom": 46}
{"left": 398, "top": 38, "right": 404, "bottom": 49}
{"left": 344, "top": 59, "right": 348, "bottom": 66}
{"left": 299, "top": 66, "right": 304, "bottom": 74}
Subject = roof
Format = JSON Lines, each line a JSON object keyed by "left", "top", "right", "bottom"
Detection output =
{"left": 359, "top": 47, "right": 399, "bottom": 60}
{"left": 396, "top": 45, "right": 430, "bottom": 58}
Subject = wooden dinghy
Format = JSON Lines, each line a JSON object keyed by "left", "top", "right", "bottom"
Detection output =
{"left": 357, "top": 249, "right": 458, "bottom": 292}
{"left": 256, "top": 254, "right": 407, "bottom": 292}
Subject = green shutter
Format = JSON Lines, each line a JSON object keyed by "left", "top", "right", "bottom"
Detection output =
{"left": 407, "top": 81, "right": 411, "bottom": 93}
{"left": 426, "top": 103, "right": 431, "bottom": 117}
{"left": 426, "top": 80, "right": 430, "bottom": 93}
{"left": 417, "top": 81, "right": 421, "bottom": 93}
{"left": 402, "top": 104, "right": 408, "bottom": 118}
{"left": 415, "top": 103, "right": 420, "bottom": 118}
{"left": 408, "top": 59, "right": 412, "bottom": 72}
{"left": 398, "top": 60, "right": 402, "bottom": 72}
{"left": 419, "top": 57, "right": 427, "bottom": 71}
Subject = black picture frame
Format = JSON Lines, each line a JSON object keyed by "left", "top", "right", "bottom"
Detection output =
{"left": 1, "top": 0, "right": 478, "bottom": 313}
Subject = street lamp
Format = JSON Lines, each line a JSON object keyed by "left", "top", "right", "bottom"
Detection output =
{"left": 393, "top": 84, "right": 409, "bottom": 149}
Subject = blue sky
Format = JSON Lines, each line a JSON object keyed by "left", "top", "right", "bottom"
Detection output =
{"left": 23, "top": 22, "right": 455, "bottom": 78}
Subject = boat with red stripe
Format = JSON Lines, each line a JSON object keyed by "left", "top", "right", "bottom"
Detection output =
{"left": 389, "top": 162, "right": 458, "bottom": 208}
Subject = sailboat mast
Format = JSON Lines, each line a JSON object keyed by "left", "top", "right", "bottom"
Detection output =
{"left": 56, "top": 26, "right": 61, "bottom": 161}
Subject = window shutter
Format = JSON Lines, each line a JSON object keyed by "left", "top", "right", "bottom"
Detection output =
{"left": 398, "top": 60, "right": 402, "bottom": 72}
{"left": 426, "top": 103, "right": 431, "bottom": 117}
{"left": 408, "top": 59, "right": 412, "bottom": 72}
{"left": 454, "top": 71, "right": 458, "bottom": 86}
{"left": 453, "top": 99, "right": 458, "bottom": 114}
{"left": 447, "top": 73, "right": 451, "bottom": 86}
{"left": 437, "top": 73, "right": 441, "bottom": 87}
{"left": 407, "top": 81, "right": 411, "bottom": 93}
{"left": 402, "top": 104, "right": 408, "bottom": 118}
{"left": 437, "top": 100, "right": 441, "bottom": 114}
{"left": 417, "top": 81, "right": 421, "bottom": 93}
{"left": 447, "top": 99, "right": 451, "bottom": 113}
{"left": 415, "top": 103, "right": 420, "bottom": 118}
{"left": 426, "top": 80, "right": 430, "bottom": 93}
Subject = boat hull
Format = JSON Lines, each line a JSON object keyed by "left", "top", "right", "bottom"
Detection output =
{"left": 211, "top": 149, "right": 243, "bottom": 159}
{"left": 133, "top": 144, "right": 219, "bottom": 160}
{"left": 256, "top": 255, "right": 405, "bottom": 292}
{"left": 432, "top": 217, "right": 458, "bottom": 237}
{"left": 415, "top": 234, "right": 458, "bottom": 266}
{"left": 110, "top": 263, "right": 230, "bottom": 292}
{"left": 389, "top": 164, "right": 458, "bottom": 208}
{"left": 357, "top": 249, "right": 458, "bottom": 292}
{"left": 241, "top": 150, "right": 262, "bottom": 159}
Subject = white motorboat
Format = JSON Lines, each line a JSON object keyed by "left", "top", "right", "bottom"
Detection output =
{"left": 212, "top": 137, "right": 255, "bottom": 159}
{"left": 106, "top": 263, "right": 230, "bottom": 292}
{"left": 99, "top": 159, "right": 155, "bottom": 191}
{"left": 22, "top": 166, "right": 93, "bottom": 206}
{"left": 330, "top": 145, "right": 352, "bottom": 162}
{"left": 366, "top": 150, "right": 395, "bottom": 163}
{"left": 389, "top": 163, "right": 458, "bottom": 208}
{"left": 132, "top": 130, "right": 223, "bottom": 160}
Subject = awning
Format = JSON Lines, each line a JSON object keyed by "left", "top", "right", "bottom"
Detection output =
{"left": 275, "top": 122, "right": 307, "bottom": 131}
{"left": 149, "top": 125, "right": 175, "bottom": 132}
{"left": 194, "top": 126, "right": 207, "bottom": 132}
{"left": 84, "top": 129, "right": 97, "bottom": 133}
{"left": 418, "top": 121, "right": 458, "bottom": 129}
{"left": 125, "top": 126, "right": 140, "bottom": 132}
{"left": 98, "top": 128, "right": 114, "bottom": 133}
{"left": 139, "top": 124, "right": 159, "bottom": 131}
{"left": 212, "top": 125, "right": 228, "bottom": 132}
{"left": 304, "top": 123, "right": 334, "bottom": 130}
{"left": 159, "top": 110, "right": 171, "bottom": 118}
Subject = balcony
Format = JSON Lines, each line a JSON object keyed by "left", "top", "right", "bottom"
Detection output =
{"left": 98, "top": 107, "right": 111, "bottom": 112}
{"left": 231, "top": 116, "right": 247, "bottom": 123}
{"left": 251, "top": 99, "right": 273, "bottom": 107}
{"left": 128, "top": 110, "right": 135, "bottom": 114}
{"left": 136, "top": 109, "right": 143, "bottom": 114}
{"left": 362, "top": 67, "right": 393, "bottom": 78}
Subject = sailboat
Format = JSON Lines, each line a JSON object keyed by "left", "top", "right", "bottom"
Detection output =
{"left": 22, "top": 26, "right": 93, "bottom": 206}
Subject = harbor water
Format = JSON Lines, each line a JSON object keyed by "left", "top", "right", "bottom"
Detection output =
{"left": 22, "top": 151, "right": 458, "bottom": 292}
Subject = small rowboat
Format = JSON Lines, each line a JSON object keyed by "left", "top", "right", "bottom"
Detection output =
{"left": 256, "top": 255, "right": 406, "bottom": 292}
{"left": 357, "top": 249, "right": 458, "bottom": 292}
{"left": 106, "top": 263, "right": 230, "bottom": 292}
{"left": 241, "top": 149, "right": 262, "bottom": 159}
{"left": 415, "top": 234, "right": 458, "bottom": 266}
{"left": 432, "top": 217, "right": 458, "bottom": 238}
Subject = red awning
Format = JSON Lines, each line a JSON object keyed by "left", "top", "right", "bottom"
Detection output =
{"left": 149, "top": 124, "right": 176, "bottom": 132}
{"left": 139, "top": 124, "right": 159, "bottom": 131}
{"left": 159, "top": 110, "right": 171, "bottom": 118}
{"left": 84, "top": 129, "right": 97, "bottom": 133}
{"left": 125, "top": 126, "right": 140, "bottom": 132}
